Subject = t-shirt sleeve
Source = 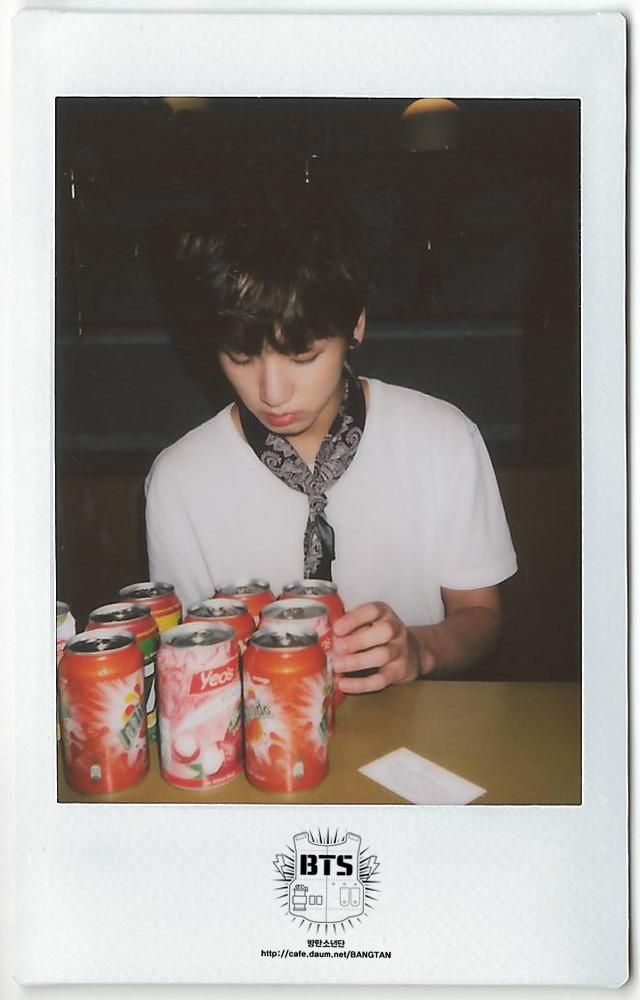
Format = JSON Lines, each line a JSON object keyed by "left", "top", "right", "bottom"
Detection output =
{"left": 438, "top": 418, "right": 517, "bottom": 590}
{"left": 144, "top": 453, "right": 214, "bottom": 611}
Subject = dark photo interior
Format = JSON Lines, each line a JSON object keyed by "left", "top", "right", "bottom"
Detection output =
{"left": 55, "top": 96, "right": 580, "bottom": 683}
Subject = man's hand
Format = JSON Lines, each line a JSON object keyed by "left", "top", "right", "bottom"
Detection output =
{"left": 331, "top": 602, "right": 432, "bottom": 694}
{"left": 330, "top": 587, "right": 502, "bottom": 695}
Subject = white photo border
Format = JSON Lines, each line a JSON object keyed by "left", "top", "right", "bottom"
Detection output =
{"left": 11, "top": 10, "right": 627, "bottom": 986}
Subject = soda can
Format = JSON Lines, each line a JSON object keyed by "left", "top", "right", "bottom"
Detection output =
{"left": 56, "top": 601, "right": 76, "bottom": 741}
{"left": 56, "top": 601, "right": 76, "bottom": 658}
{"left": 156, "top": 622, "right": 242, "bottom": 790}
{"left": 118, "top": 581, "right": 182, "bottom": 633}
{"left": 87, "top": 602, "right": 160, "bottom": 742}
{"left": 279, "top": 581, "right": 346, "bottom": 708}
{"left": 58, "top": 629, "right": 149, "bottom": 795}
{"left": 185, "top": 598, "right": 255, "bottom": 652}
{"left": 260, "top": 598, "right": 335, "bottom": 733}
{"left": 243, "top": 627, "right": 329, "bottom": 793}
{"left": 214, "top": 579, "right": 275, "bottom": 624}
{"left": 279, "top": 579, "right": 345, "bottom": 625}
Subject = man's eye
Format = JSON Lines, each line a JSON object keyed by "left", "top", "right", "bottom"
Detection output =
{"left": 291, "top": 353, "right": 319, "bottom": 365}
{"left": 226, "top": 353, "right": 253, "bottom": 366}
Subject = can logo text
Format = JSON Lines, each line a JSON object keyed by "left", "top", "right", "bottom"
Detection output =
{"left": 189, "top": 664, "right": 235, "bottom": 695}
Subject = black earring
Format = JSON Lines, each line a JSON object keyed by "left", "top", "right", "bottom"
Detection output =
{"left": 349, "top": 337, "right": 361, "bottom": 351}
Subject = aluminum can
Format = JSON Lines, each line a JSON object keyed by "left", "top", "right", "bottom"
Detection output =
{"left": 260, "top": 598, "right": 335, "bottom": 732}
{"left": 243, "top": 627, "right": 329, "bottom": 792}
{"left": 279, "top": 579, "right": 345, "bottom": 625}
{"left": 87, "top": 602, "right": 160, "bottom": 742}
{"left": 56, "top": 601, "right": 76, "bottom": 740}
{"left": 118, "top": 581, "right": 182, "bottom": 633}
{"left": 279, "top": 581, "right": 346, "bottom": 708}
{"left": 156, "top": 622, "right": 242, "bottom": 790}
{"left": 58, "top": 630, "right": 149, "bottom": 795}
{"left": 185, "top": 598, "right": 255, "bottom": 652}
{"left": 214, "top": 579, "right": 275, "bottom": 624}
{"left": 56, "top": 601, "right": 76, "bottom": 659}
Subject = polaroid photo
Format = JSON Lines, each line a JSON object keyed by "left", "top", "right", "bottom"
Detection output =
{"left": 10, "top": 8, "right": 627, "bottom": 988}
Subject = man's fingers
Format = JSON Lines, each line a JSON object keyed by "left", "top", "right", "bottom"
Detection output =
{"left": 333, "top": 644, "right": 392, "bottom": 674}
{"left": 332, "top": 602, "right": 386, "bottom": 637}
{"left": 333, "top": 619, "right": 395, "bottom": 655}
{"left": 336, "top": 657, "right": 411, "bottom": 694}
{"left": 336, "top": 668, "right": 389, "bottom": 695}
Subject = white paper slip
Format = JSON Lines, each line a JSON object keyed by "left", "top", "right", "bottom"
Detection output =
{"left": 358, "top": 747, "right": 486, "bottom": 805}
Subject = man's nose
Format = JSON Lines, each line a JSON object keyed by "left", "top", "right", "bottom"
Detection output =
{"left": 258, "top": 357, "right": 294, "bottom": 408}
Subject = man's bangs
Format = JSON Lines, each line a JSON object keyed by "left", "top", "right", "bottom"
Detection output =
{"left": 216, "top": 313, "right": 318, "bottom": 358}
{"left": 216, "top": 268, "right": 347, "bottom": 356}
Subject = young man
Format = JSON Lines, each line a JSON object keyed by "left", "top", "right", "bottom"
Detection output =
{"left": 145, "top": 185, "right": 517, "bottom": 695}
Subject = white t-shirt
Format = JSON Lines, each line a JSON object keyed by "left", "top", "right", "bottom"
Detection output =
{"left": 145, "top": 378, "right": 517, "bottom": 623}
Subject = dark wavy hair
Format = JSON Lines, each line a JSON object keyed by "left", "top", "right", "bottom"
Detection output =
{"left": 155, "top": 183, "right": 369, "bottom": 358}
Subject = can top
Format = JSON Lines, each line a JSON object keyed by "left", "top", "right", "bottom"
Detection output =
{"left": 282, "top": 579, "right": 338, "bottom": 597}
{"left": 162, "top": 621, "right": 235, "bottom": 648}
{"left": 187, "top": 598, "right": 248, "bottom": 619}
{"left": 262, "top": 598, "right": 328, "bottom": 622}
{"left": 56, "top": 601, "right": 69, "bottom": 623}
{"left": 249, "top": 627, "right": 318, "bottom": 650}
{"left": 217, "top": 579, "right": 271, "bottom": 597}
{"left": 89, "top": 602, "right": 152, "bottom": 624}
{"left": 66, "top": 630, "right": 135, "bottom": 654}
{"left": 119, "top": 581, "right": 176, "bottom": 600}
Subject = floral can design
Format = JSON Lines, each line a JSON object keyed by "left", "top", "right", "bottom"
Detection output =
{"left": 156, "top": 622, "right": 242, "bottom": 790}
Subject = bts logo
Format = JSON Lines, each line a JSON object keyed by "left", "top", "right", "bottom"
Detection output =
{"left": 273, "top": 829, "right": 380, "bottom": 930}
{"left": 300, "top": 853, "right": 354, "bottom": 876}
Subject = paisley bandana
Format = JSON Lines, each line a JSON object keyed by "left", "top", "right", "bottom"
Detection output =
{"left": 238, "top": 366, "right": 366, "bottom": 580}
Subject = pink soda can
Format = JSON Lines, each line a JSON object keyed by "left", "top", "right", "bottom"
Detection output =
{"left": 259, "top": 598, "right": 335, "bottom": 733}
{"left": 156, "top": 622, "right": 242, "bottom": 790}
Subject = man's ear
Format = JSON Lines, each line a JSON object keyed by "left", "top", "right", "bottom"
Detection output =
{"left": 353, "top": 308, "right": 366, "bottom": 346}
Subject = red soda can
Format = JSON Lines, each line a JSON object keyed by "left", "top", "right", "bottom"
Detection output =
{"left": 119, "top": 581, "right": 182, "bottom": 633}
{"left": 279, "top": 579, "right": 345, "bottom": 624}
{"left": 87, "top": 602, "right": 160, "bottom": 742}
{"left": 279, "top": 581, "right": 346, "bottom": 708}
{"left": 243, "top": 626, "right": 329, "bottom": 792}
{"left": 57, "top": 630, "right": 149, "bottom": 795}
{"left": 214, "top": 579, "right": 275, "bottom": 624}
{"left": 260, "top": 598, "right": 335, "bottom": 732}
{"left": 185, "top": 598, "right": 255, "bottom": 652}
{"left": 156, "top": 622, "right": 242, "bottom": 790}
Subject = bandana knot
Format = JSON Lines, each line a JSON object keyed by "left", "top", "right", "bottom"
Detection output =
{"left": 238, "top": 367, "right": 366, "bottom": 580}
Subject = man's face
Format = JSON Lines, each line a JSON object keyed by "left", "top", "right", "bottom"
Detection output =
{"left": 218, "top": 335, "right": 349, "bottom": 438}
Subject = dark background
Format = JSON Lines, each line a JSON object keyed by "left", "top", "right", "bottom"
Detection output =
{"left": 55, "top": 97, "right": 580, "bottom": 681}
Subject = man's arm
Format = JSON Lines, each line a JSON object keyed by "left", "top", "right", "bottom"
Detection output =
{"left": 332, "top": 586, "right": 502, "bottom": 694}
{"left": 411, "top": 586, "right": 501, "bottom": 678}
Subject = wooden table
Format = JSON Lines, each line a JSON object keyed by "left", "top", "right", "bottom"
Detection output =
{"left": 57, "top": 681, "right": 581, "bottom": 806}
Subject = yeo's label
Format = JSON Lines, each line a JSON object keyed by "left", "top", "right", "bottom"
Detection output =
{"left": 157, "top": 642, "right": 242, "bottom": 789}
{"left": 188, "top": 659, "right": 237, "bottom": 696}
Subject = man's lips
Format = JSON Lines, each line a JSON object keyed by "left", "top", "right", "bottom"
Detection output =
{"left": 262, "top": 411, "right": 302, "bottom": 428}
